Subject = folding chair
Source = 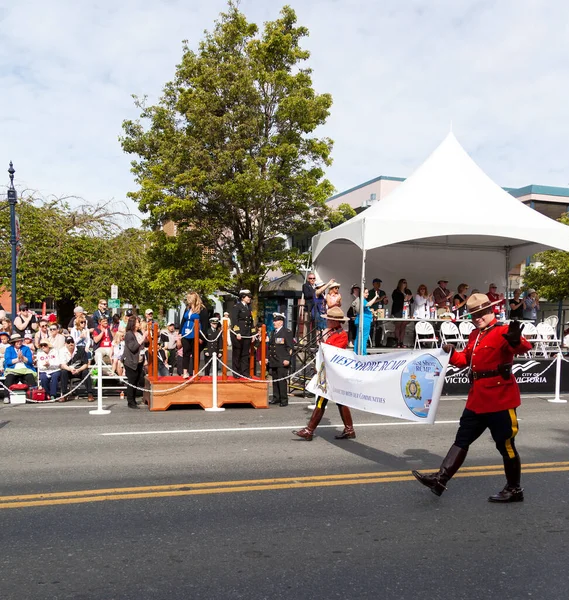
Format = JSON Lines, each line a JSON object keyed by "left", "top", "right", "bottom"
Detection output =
{"left": 519, "top": 322, "right": 538, "bottom": 357}
{"left": 536, "top": 322, "right": 562, "bottom": 358}
{"left": 458, "top": 321, "right": 475, "bottom": 344}
{"left": 440, "top": 321, "right": 463, "bottom": 348}
{"left": 544, "top": 315, "right": 559, "bottom": 331}
{"left": 414, "top": 321, "right": 439, "bottom": 349}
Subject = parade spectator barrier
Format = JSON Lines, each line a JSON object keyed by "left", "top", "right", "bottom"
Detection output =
{"left": 143, "top": 321, "right": 269, "bottom": 411}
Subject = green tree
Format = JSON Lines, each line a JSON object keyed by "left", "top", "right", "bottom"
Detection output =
{"left": 523, "top": 213, "right": 569, "bottom": 301}
{"left": 120, "top": 2, "right": 334, "bottom": 313}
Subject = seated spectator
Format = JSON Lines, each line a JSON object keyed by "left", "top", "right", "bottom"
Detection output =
{"left": 36, "top": 339, "right": 61, "bottom": 400}
{"left": 111, "top": 314, "right": 121, "bottom": 334}
{"left": 70, "top": 316, "right": 92, "bottom": 354}
{"left": 0, "top": 317, "right": 12, "bottom": 335}
{"left": 23, "top": 332, "right": 36, "bottom": 354}
{"left": 3, "top": 334, "right": 36, "bottom": 390}
{"left": 68, "top": 306, "right": 89, "bottom": 329}
{"left": 92, "top": 316, "right": 113, "bottom": 364}
{"left": 12, "top": 303, "right": 39, "bottom": 336}
{"left": 47, "top": 322, "right": 66, "bottom": 350}
{"left": 111, "top": 331, "right": 125, "bottom": 376}
{"left": 59, "top": 337, "right": 94, "bottom": 402}
{"left": 34, "top": 319, "right": 51, "bottom": 349}
{"left": 0, "top": 331, "right": 11, "bottom": 374}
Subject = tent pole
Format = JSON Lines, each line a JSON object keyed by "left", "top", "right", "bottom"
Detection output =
{"left": 505, "top": 246, "right": 511, "bottom": 312}
{"left": 358, "top": 221, "right": 366, "bottom": 355}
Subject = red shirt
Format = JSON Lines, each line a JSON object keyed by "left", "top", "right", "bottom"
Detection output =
{"left": 487, "top": 291, "right": 505, "bottom": 315}
{"left": 94, "top": 326, "right": 112, "bottom": 348}
{"left": 450, "top": 319, "right": 532, "bottom": 413}
{"left": 325, "top": 328, "right": 349, "bottom": 350}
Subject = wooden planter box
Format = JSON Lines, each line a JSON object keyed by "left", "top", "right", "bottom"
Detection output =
{"left": 144, "top": 376, "right": 269, "bottom": 411}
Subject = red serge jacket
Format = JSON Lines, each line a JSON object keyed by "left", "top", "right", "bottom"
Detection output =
{"left": 450, "top": 320, "right": 532, "bottom": 414}
{"left": 325, "top": 328, "right": 349, "bottom": 350}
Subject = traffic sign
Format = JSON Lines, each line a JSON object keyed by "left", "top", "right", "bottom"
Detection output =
{"left": 110, "top": 285, "right": 118, "bottom": 299}
{"left": 108, "top": 298, "right": 120, "bottom": 309}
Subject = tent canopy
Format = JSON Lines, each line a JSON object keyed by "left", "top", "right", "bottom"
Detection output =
{"left": 312, "top": 133, "right": 569, "bottom": 296}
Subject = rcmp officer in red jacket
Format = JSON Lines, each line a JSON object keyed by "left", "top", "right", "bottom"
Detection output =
{"left": 267, "top": 312, "right": 295, "bottom": 407}
{"left": 293, "top": 307, "right": 356, "bottom": 441}
{"left": 412, "top": 293, "right": 532, "bottom": 502}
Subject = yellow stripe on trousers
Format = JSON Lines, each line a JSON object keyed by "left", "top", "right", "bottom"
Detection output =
{"left": 505, "top": 408, "right": 519, "bottom": 459}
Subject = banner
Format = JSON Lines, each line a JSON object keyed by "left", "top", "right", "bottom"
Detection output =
{"left": 307, "top": 346, "right": 450, "bottom": 424}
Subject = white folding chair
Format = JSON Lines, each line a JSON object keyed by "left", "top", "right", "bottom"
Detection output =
{"left": 414, "top": 321, "right": 439, "bottom": 349}
{"left": 535, "top": 322, "right": 562, "bottom": 358}
{"left": 519, "top": 322, "right": 538, "bottom": 357}
{"left": 440, "top": 321, "right": 463, "bottom": 348}
{"left": 544, "top": 315, "right": 559, "bottom": 330}
{"left": 458, "top": 321, "right": 475, "bottom": 343}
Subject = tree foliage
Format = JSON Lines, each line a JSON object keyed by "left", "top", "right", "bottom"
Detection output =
{"left": 120, "top": 2, "right": 334, "bottom": 306}
{"left": 522, "top": 213, "right": 569, "bottom": 302}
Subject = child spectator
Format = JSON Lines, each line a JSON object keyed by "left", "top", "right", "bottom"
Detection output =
{"left": 111, "top": 331, "right": 125, "bottom": 376}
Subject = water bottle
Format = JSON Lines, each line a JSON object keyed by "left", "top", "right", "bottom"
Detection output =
{"left": 430, "top": 306, "right": 436, "bottom": 320}
{"left": 499, "top": 307, "right": 505, "bottom": 322}
{"left": 384, "top": 307, "right": 389, "bottom": 318}
{"left": 402, "top": 302, "right": 409, "bottom": 319}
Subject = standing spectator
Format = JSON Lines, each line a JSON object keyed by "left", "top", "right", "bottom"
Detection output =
{"left": 12, "top": 304, "right": 38, "bottom": 336}
{"left": 302, "top": 273, "right": 317, "bottom": 339}
{"left": 123, "top": 316, "right": 147, "bottom": 409}
{"left": 230, "top": 289, "right": 256, "bottom": 378}
{"left": 487, "top": 283, "right": 505, "bottom": 317}
{"left": 347, "top": 284, "right": 361, "bottom": 347}
{"left": 143, "top": 309, "right": 156, "bottom": 331}
{"left": 91, "top": 299, "right": 110, "bottom": 328}
{"left": 70, "top": 317, "right": 92, "bottom": 354}
{"left": 354, "top": 288, "right": 380, "bottom": 355}
{"left": 118, "top": 309, "right": 133, "bottom": 332}
{"left": 59, "top": 337, "right": 94, "bottom": 402}
{"left": 267, "top": 312, "right": 294, "bottom": 406}
{"left": 432, "top": 279, "right": 454, "bottom": 315}
{"left": 111, "top": 331, "right": 125, "bottom": 376}
{"left": 325, "top": 281, "right": 342, "bottom": 310}
{"left": 68, "top": 306, "right": 91, "bottom": 329}
{"left": 523, "top": 289, "right": 539, "bottom": 324}
{"left": 369, "top": 278, "right": 388, "bottom": 346}
{"left": 392, "top": 279, "right": 414, "bottom": 348}
{"left": 180, "top": 292, "right": 203, "bottom": 378}
{"left": 312, "top": 281, "right": 328, "bottom": 334}
{"left": 92, "top": 316, "right": 113, "bottom": 364}
{"left": 203, "top": 317, "right": 223, "bottom": 376}
{"left": 509, "top": 289, "right": 524, "bottom": 320}
{"left": 3, "top": 334, "right": 36, "bottom": 390}
{"left": 37, "top": 340, "right": 62, "bottom": 400}
{"left": 453, "top": 283, "right": 470, "bottom": 318}
{"left": 47, "top": 323, "right": 66, "bottom": 350}
{"left": 414, "top": 285, "right": 434, "bottom": 319}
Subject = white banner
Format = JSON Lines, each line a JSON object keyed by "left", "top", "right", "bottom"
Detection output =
{"left": 306, "top": 346, "right": 451, "bottom": 424}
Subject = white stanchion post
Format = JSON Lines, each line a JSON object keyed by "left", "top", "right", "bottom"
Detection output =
{"left": 90, "top": 351, "right": 111, "bottom": 415}
{"left": 548, "top": 352, "right": 567, "bottom": 403}
{"left": 205, "top": 352, "right": 225, "bottom": 412}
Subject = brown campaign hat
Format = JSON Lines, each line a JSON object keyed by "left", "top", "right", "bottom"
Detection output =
{"left": 466, "top": 293, "right": 502, "bottom": 316}
{"left": 325, "top": 306, "right": 349, "bottom": 322}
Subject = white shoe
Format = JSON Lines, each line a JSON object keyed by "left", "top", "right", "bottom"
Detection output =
{"left": 3, "top": 398, "right": 10, "bottom": 404}
{"left": 348, "top": 342, "right": 354, "bottom": 348}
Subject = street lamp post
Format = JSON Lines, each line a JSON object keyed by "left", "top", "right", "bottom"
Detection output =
{"left": 7, "top": 161, "right": 18, "bottom": 318}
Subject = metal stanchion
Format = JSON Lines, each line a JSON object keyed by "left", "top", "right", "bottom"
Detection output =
{"left": 90, "top": 352, "right": 110, "bottom": 415}
{"left": 205, "top": 352, "right": 224, "bottom": 412}
{"left": 547, "top": 352, "right": 567, "bottom": 403}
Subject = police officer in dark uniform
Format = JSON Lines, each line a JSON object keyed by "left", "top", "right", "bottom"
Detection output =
{"left": 267, "top": 312, "right": 295, "bottom": 406}
{"left": 203, "top": 317, "right": 223, "bottom": 376}
{"left": 231, "top": 289, "right": 256, "bottom": 378}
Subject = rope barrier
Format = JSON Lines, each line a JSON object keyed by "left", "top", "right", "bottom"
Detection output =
{"left": 216, "top": 356, "right": 316, "bottom": 383}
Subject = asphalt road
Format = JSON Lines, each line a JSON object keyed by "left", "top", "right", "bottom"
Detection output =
{"left": 1, "top": 394, "right": 569, "bottom": 600}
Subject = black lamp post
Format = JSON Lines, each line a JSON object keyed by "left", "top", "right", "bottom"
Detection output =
{"left": 7, "top": 161, "right": 18, "bottom": 318}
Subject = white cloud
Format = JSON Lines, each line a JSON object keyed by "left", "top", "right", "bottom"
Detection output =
{"left": 1, "top": 0, "right": 568, "bottom": 219}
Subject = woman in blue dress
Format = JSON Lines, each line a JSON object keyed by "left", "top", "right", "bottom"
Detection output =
{"left": 354, "top": 288, "right": 380, "bottom": 355}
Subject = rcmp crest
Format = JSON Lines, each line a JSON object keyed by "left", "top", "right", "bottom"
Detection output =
{"left": 316, "top": 359, "right": 328, "bottom": 394}
{"left": 400, "top": 354, "right": 443, "bottom": 418}
{"left": 405, "top": 374, "right": 421, "bottom": 400}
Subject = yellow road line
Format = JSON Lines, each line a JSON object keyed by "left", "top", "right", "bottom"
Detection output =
{"left": 1, "top": 462, "right": 568, "bottom": 510}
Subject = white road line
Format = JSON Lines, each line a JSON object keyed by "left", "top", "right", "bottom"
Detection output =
{"left": 100, "top": 420, "right": 460, "bottom": 436}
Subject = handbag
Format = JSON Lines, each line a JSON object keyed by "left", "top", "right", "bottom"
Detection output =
{"left": 26, "top": 387, "right": 49, "bottom": 401}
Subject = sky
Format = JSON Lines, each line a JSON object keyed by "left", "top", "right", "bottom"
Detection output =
{"left": 1, "top": 0, "right": 569, "bottom": 220}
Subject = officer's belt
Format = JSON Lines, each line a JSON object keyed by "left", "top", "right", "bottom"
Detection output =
{"left": 470, "top": 363, "right": 512, "bottom": 381}
{"left": 471, "top": 369, "right": 500, "bottom": 380}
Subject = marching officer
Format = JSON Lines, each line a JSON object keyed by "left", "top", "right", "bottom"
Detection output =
{"left": 230, "top": 289, "right": 256, "bottom": 378}
{"left": 412, "top": 293, "right": 532, "bottom": 503}
{"left": 267, "top": 312, "right": 295, "bottom": 407}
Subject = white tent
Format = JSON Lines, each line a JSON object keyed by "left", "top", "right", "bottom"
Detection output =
{"left": 312, "top": 132, "right": 569, "bottom": 299}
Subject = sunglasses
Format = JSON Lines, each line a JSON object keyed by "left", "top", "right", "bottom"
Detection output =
{"left": 49, "top": 327, "right": 58, "bottom": 331}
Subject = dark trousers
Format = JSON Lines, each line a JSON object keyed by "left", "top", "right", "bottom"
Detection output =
{"left": 270, "top": 366, "right": 289, "bottom": 402}
{"left": 232, "top": 338, "right": 251, "bottom": 378}
{"left": 4, "top": 372, "right": 36, "bottom": 390}
{"left": 40, "top": 371, "right": 61, "bottom": 397}
{"left": 167, "top": 348, "right": 177, "bottom": 374}
{"left": 454, "top": 407, "right": 520, "bottom": 459}
{"left": 181, "top": 338, "right": 194, "bottom": 373}
{"left": 60, "top": 369, "right": 93, "bottom": 396}
{"left": 125, "top": 363, "right": 144, "bottom": 406}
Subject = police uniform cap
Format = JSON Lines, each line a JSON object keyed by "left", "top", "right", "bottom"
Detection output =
{"left": 272, "top": 312, "right": 285, "bottom": 321}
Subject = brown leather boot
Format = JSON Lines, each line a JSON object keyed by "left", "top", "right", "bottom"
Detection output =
{"left": 488, "top": 455, "right": 524, "bottom": 503}
{"left": 335, "top": 404, "right": 356, "bottom": 439}
{"left": 293, "top": 406, "right": 325, "bottom": 441}
{"left": 412, "top": 445, "right": 467, "bottom": 496}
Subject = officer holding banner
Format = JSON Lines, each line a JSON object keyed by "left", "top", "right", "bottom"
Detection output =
{"left": 412, "top": 293, "right": 532, "bottom": 503}
{"left": 293, "top": 307, "right": 356, "bottom": 441}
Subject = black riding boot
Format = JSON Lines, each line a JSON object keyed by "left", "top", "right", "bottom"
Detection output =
{"left": 488, "top": 455, "right": 524, "bottom": 503}
{"left": 412, "top": 445, "right": 468, "bottom": 496}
